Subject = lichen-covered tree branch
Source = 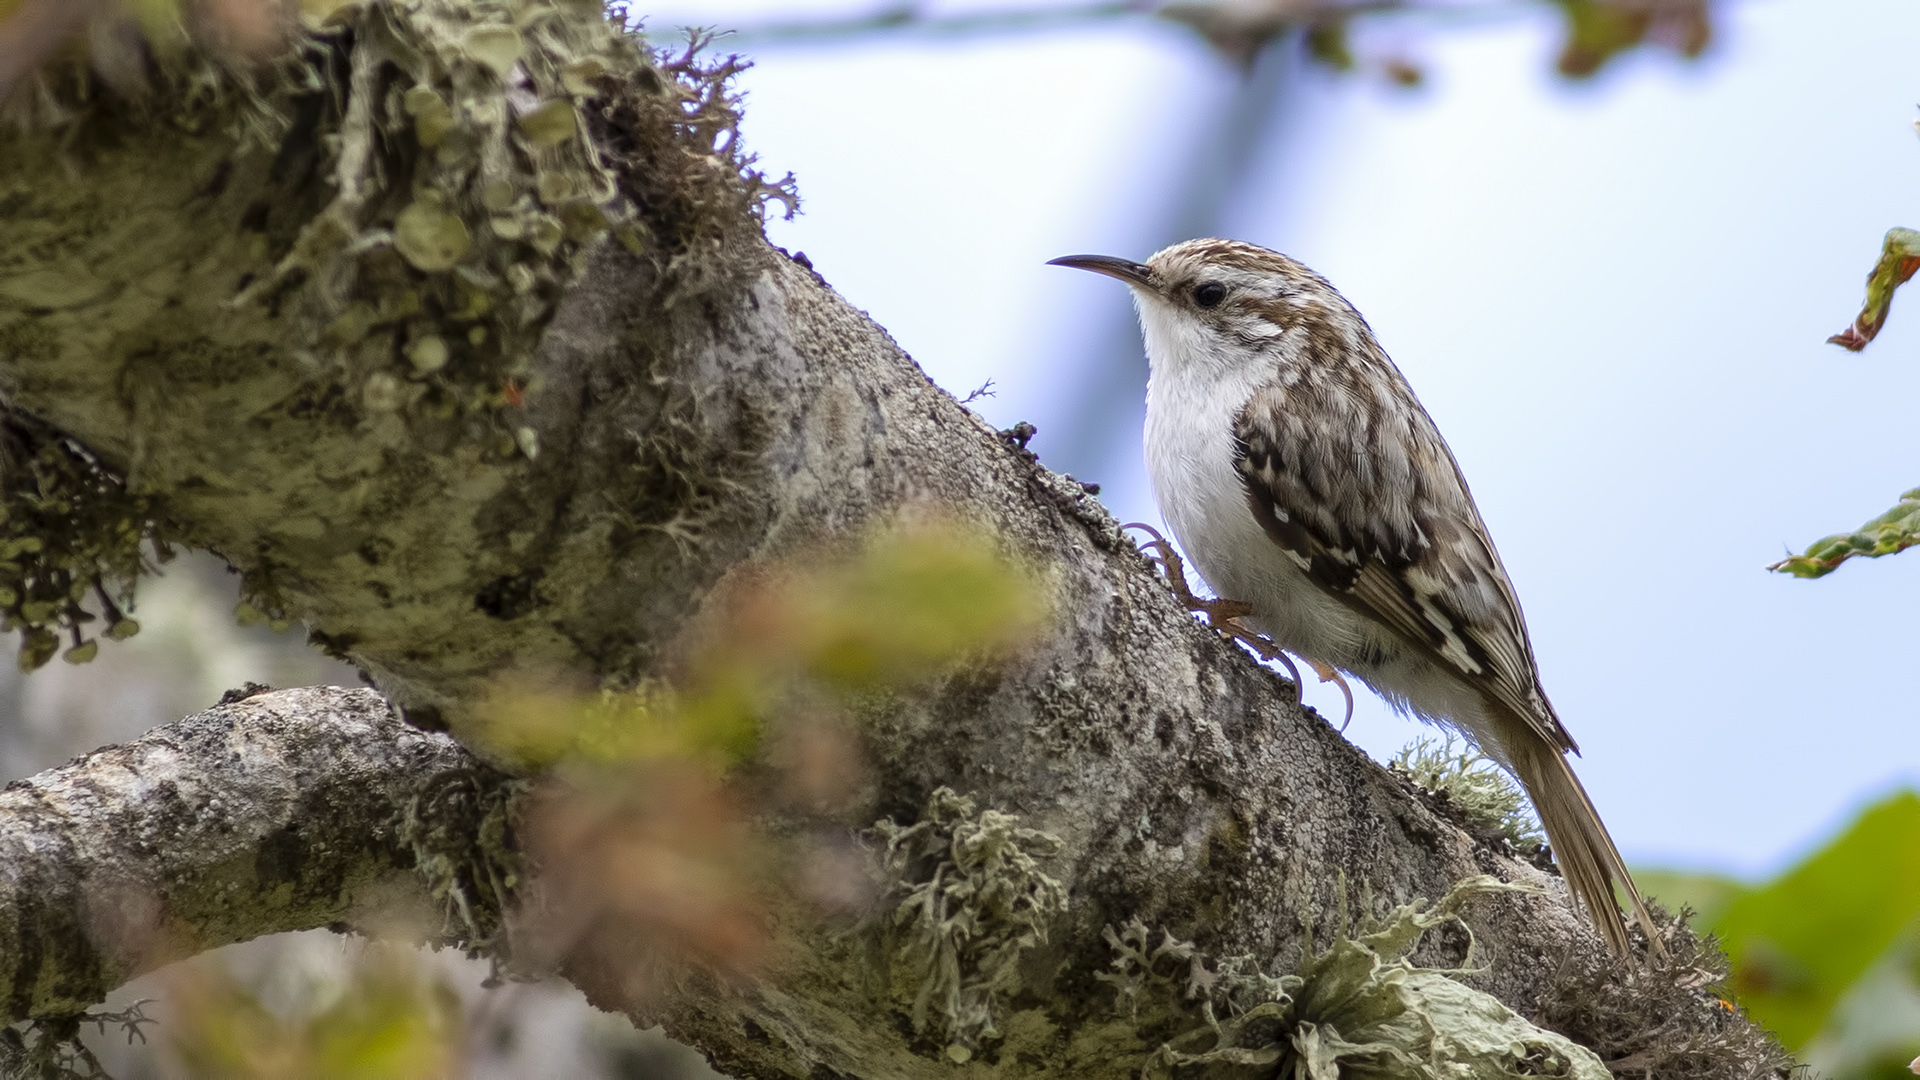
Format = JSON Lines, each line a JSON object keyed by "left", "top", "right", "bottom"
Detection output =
{"left": 0, "top": 1, "right": 1784, "bottom": 1076}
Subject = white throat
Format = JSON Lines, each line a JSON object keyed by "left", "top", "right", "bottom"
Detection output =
{"left": 1138, "top": 296, "right": 1273, "bottom": 596}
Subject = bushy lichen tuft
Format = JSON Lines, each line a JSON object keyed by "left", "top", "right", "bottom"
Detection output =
{"left": 399, "top": 765, "right": 528, "bottom": 972}
{"left": 1, "top": 0, "right": 797, "bottom": 662}
{"left": 1535, "top": 902, "right": 1795, "bottom": 1079}
{"left": 866, "top": 786, "right": 1066, "bottom": 1063}
{"left": 1102, "top": 877, "right": 1610, "bottom": 1079}
{"left": 11, "top": 0, "right": 793, "bottom": 461}
{"left": 1392, "top": 735, "right": 1545, "bottom": 854}
{"left": 593, "top": 26, "right": 797, "bottom": 300}
{"left": 0, "top": 415, "right": 164, "bottom": 671}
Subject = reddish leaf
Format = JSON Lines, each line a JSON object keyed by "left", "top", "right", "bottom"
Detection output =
{"left": 1829, "top": 230, "right": 1920, "bottom": 351}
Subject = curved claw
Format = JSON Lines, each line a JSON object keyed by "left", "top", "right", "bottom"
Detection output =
{"left": 1121, "top": 523, "right": 1177, "bottom": 576}
{"left": 1303, "top": 658, "right": 1356, "bottom": 732}
{"left": 1260, "top": 639, "right": 1304, "bottom": 689}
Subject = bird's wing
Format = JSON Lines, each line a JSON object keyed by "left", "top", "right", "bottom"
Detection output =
{"left": 1232, "top": 370, "right": 1575, "bottom": 753}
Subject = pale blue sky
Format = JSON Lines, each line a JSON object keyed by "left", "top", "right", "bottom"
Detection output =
{"left": 661, "top": 0, "right": 1920, "bottom": 877}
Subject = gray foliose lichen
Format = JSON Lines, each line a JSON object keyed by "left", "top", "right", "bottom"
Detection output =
{"left": 867, "top": 786, "right": 1067, "bottom": 1064}
{"left": 1101, "top": 876, "right": 1608, "bottom": 1079}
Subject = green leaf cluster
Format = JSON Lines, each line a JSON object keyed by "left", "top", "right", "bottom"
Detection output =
{"left": 1157, "top": 0, "right": 1712, "bottom": 84}
{"left": 1771, "top": 488, "right": 1920, "bottom": 579}
{"left": 1785, "top": 226, "right": 1920, "bottom": 578}
{"left": 1550, "top": 0, "right": 1712, "bottom": 78}
{"left": 1825, "top": 227, "right": 1920, "bottom": 352}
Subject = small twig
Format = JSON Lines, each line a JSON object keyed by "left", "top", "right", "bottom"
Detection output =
{"left": 961, "top": 378, "right": 996, "bottom": 404}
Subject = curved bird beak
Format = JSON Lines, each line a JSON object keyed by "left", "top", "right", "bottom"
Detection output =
{"left": 1047, "top": 254, "right": 1155, "bottom": 290}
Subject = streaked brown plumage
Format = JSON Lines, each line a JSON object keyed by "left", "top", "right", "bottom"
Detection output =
{"left": 1050, "top": 238, "right": 1660, "bottom": 958}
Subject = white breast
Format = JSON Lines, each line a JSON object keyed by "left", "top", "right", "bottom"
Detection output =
{"left": 1137, "top": 301, "right": 1378, "bottom": 668}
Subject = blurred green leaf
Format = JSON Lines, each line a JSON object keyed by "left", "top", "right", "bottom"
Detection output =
{"left": 1829, "top": 227, "right": 1920, "bottom": 351}
{"left": 1710, "top": 791, "right": 1920, "bottom": 1048}
{"left": 307, "top": 953, "right": 463, "bottom": 1079}
{"left": 475, "top": 520, "right": 1047, "bottom": 770}
{"left": 1551, "top": 0, "right": 1711, "bottom": 78}
{"left": 1633, "top": 868, "right": 1749, "bottom": 928}
{"left": 790, "top": 523, "right": 1045, "bottom": 691}
{"left": 1769, "top": 488, "right": 1920, "bottom": 579}
{"left": 1303, "top": 21, "right": 1353, "bottom": 71}
{"left": 168, "top": 945, "right": 462, "bottom": 1079}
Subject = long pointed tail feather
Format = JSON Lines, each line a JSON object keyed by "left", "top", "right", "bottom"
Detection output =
{"left": 1509, "top": 734, "right": 1666, "bottom": 962}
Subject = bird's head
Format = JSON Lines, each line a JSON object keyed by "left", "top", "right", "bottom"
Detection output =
{"left": 1049, "top": 238, "right": 1358, "bottom": 375}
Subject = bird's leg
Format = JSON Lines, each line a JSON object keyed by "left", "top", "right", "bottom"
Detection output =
{"left": 1123, "top": 522, "right": 1354, "bottom": 730}
{"left": 1123, "top": 522, "right": 1297, "bottom": 683}
{"left": 1218, "top": 616, "right": 1355, "bottom": 731}
{"left": 1121, "top": 523, "right": 1247, "bottom": 623}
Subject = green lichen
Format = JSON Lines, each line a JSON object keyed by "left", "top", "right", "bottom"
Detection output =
{"left": 0, "top": 416, "right": 164, "bottom": 671}
{"left": 0, "top": 0, "right": 794, "bottom": 671}
{"left": 866, "top": 787, "right": 1067, "bottom": 1063}
{"left": 1101, "top": 877, "right": 1607, "bottom": 1079}
{"left": 228, "top": 0, "right": 659, "bottom": 439}
{"left": 1391, "top": 736, "right": 1545, "bottom": 855}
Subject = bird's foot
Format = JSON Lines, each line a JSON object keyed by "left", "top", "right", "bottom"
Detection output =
{"left": 1224, "top": 624, "right": 1353, "bottom": 730}
{"left": 1123, "top": 522, "right": 1232, "bottom": 616}
{"left": 1123, "top": 523, "right": 1254, "bottom": 622}
{"left": 1300, "top": 656, "right": 1355, "bottom": 732}
{"left": 1123, "top": 523, "right": 1352, "bottom": 729}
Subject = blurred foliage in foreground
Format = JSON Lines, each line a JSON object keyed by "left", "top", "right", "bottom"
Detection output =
{"left": 462, "top": 519, "right": 1045, "bottom": 989}
{"left": 164, "top": 945, "right": 463, "bottom": 1080}
{"left": 1638, "top": 790, "right": 1920, "bottom": 1076}
{"left": 474, "top": 520, "right": 1042, "bottom": 771}
{"left": 0, "top": 520, "right": 1042, "bottom": 1078}
{"left": 691, "top": 0, "right": 1714, "bottom": 88}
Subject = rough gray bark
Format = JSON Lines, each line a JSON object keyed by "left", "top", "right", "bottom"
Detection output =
{"left": 0, "top": 686, "right": 467, "bottom": 1019}
{"left": 0, "top": 7, "right": 1783, "bottom": 1077}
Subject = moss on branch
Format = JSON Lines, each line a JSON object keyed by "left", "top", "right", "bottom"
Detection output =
{"left": 0, "top": 0, "right": 794, "bottom": 706}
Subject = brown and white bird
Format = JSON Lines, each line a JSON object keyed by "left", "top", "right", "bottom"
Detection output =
{"left": 1050, "top": 238, "right": 1658, "bottom": 957}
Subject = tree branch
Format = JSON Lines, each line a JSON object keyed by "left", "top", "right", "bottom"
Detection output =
{"left": 0, "top": 4, "right": 1781, "bottom": 1075}
{"left": 0, "top": 686, "right": 468, "bottom": 1020}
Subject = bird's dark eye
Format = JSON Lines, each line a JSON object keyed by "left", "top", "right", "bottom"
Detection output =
{"left": 1194, "top": 282, "right": 1227, "bottom": 308}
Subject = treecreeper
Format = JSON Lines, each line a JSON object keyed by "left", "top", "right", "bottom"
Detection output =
{"left": 1051, "top": 238, "right": 1661, "bottom": 959}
